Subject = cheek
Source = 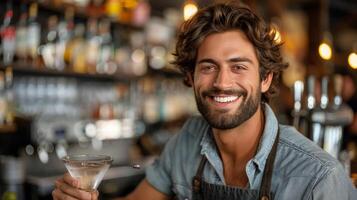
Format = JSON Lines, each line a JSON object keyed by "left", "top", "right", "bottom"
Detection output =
{"left": 194, "top": 75, "right": 213, "bottom": 88}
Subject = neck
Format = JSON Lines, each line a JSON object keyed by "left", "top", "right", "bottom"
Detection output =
{"left": 212, "top": 104, "right": 265, "bottom": 166}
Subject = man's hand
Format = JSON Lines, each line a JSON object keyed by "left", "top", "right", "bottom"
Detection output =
{"left": 52, "top": 173, "right": 99, "bottom": 200}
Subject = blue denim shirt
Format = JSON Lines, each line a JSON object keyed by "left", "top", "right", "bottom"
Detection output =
{"left": 145, "top": 104, "right": 357, "bottom": 200}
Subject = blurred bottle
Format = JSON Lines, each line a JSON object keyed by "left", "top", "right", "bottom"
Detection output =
{"left": 85, "top": 18, "right": 100, "bottom": 74}
{"left": 15, "top": 5, "right": 28, "bottom": 63}
{"left": 55, "top": 7, "right": 75, "bottom": 71}
{"left": 92, "top": 0, "right": 105, "bottom": 7}
{"left": 106, "top": 0, "right": 122, "bottom": 20}
{"left": 27, "top": 3, "right": 41, "bottom": 65}
{"left": 65, "top": 23, "right": 87, "bottom": 73}
{"left": 96, "top": 19, "right": 116, "bottom": 74}
{"left": 4, "top": 67, "right": 14, "bottom": 125}
{"left": 0, "top": 72, "right": 6, "bottom": 125}
{"left": 130, "top": 32, "right": 147, "bottom": 76}
{"left": 0, "top": 156, "right": 26, "bottom": 200}
{"left": 40, "top": 16, "right": 58, "bottom": 69}
{"left": 132, "top": 0, "right": 150, "bottom": 27}
{"left": 120, "top": 0, "right": 138, "bottom": 24}
{"left": 0, "top": 67, "right": 13, "bottom": 126}
{"left": 1, "top": 2, "right": 16, "bottom": 65}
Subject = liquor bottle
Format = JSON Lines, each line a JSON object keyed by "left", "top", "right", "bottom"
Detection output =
{"left": 132, "top": 0, "right": 150, "bottom": 27}
{"left": 41, "top": 16, "right": 59, "bottom": 69}
{"left": 27, "top": 3, "right": 41, "bottom": 65}
{"left": 15, "top": 5, "right": 28, "bottom": 63}
{"left": 1, "top": 2, "right": 16, "bottom": 65}
{"left": 130, "top": 32, "right": 147, "bottom": 75}
{"left": 4, "top": 67, "right": 14, "bottom": 124}
{"left": 120, "top": 0, "right": 137, "bottom": 24}
{"left": 55, "top": 7, "right": 74, "bottom": 71}
{"left": 65, "top": 23, "right": 86, "bottom": 73}
{"left": 85, "top": 18, "right": 100, "bottom": 74}
{"left": 96, "top": 19, "right": 116, "bottom": 74}
{"left": 0, "top": 71, "right": 6, "bottom": 125}
{"left": 106, "top": 0, "right": 121, "bottom": 20}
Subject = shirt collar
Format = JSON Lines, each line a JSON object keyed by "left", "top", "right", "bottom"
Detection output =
{"left": 199, "top": 103, "right": 279, "bottom": 172}
{"left": 252, "top": 103, "right": 279, "bottom": 171}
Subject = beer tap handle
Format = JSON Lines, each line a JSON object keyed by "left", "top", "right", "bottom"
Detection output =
{"left": 307, "top": 75, "right": 316, "bottom": 110}
{"left": 293, "top": 80, "right": 304, "bottom": 111}
{"left": 320, "top": 76, "right": 329, "bottom": 109}
{"left": 333, "top": 75, "right": 343, "bottom": 108}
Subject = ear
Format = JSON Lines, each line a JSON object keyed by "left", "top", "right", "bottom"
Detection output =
{"left": 261, "top": 72, "right": 273, "bottom": 93}
{"left": 185, "top": 72, "right": 194, "bottom": 87}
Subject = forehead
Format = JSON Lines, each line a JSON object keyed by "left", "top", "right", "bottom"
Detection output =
{"left": 196, "top": 30, "right": 258, "bottom": 63}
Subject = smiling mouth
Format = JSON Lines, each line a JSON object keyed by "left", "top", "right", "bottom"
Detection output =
{"left": 212, "top": 95, "right": 239, "bottom": 103}
{"left": 202, "top": 89, "right": 246, "bottom": 104}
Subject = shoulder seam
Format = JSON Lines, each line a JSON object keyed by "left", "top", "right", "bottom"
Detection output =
{"left": 278, "top": 137, "right": 333, "bottom": 168}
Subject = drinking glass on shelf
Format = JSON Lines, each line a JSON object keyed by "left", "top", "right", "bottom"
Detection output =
{"left": 61, "top": 154, "right": 113, "bottom": 191}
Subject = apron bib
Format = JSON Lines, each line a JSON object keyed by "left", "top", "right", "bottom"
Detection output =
{"left": 191, "top": 129, "right": 280, "bottom": 200}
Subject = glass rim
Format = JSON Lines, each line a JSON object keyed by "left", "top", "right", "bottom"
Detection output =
{"left": 61, "top": 154, "right": 113, "bottom": 164}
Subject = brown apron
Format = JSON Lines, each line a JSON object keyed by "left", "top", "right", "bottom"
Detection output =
{"left": 191, "top": 129, "right": 280, "bottom": 200}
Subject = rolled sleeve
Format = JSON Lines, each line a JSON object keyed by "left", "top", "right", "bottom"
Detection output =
{"left": 145, "top": 134, "right": 179, "bottom": 196}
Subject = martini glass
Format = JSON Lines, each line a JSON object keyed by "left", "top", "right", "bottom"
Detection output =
{"left": 62, "top": 154, "right": 113, "bottom": 191}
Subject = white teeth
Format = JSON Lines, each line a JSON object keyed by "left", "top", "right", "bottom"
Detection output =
{"left": 213, "top": 96, "right": 238, "bottom": 103}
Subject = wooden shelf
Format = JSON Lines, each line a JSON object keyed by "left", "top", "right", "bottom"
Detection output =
{"left": 0, "top": 124, "right": 17, "bottom": 133}
{"left": 148, "top": 68, "right": 184, "bottom": 78}
{"left": 0, "top": 62, "right": 141, "bottom": 82}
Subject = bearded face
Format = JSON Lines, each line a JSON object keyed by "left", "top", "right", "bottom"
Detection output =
{"left": 191, "top": 31, "right": 270, "bottom": 130}
{"left": 194, "top": 85, "right": 261, "bottom": 129}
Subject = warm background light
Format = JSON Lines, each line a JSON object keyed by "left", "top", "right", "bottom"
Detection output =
{"left": 274, "top": 29, "right": 282, "bottom": 44}
{"left": 318, "top": 42, "right": 332, "bottom": 60}
{"left": 184, "top": 2, "right": 198, "bottom": 21}
{"left": 348, "top": 52, "right": 357, "bottom": 69}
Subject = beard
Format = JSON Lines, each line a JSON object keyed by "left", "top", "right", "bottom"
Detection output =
{"left": 195, "top": 86, "right": 261, "bottom": 130}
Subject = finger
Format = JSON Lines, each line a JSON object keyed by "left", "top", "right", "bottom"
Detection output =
{"left": 91, "top": 190, "right": 99, "bottom": 200}
{"left": 52, "top": 188, "right": 78, "bottom": 200}
{"left": 52, "top": 191, "right": 58, "bottom": 200}
{"left": 55, "top": 180, "right": 92, "bottom": 200}
{"left": 63, "top": 172, "right": 80, "bottom": 188}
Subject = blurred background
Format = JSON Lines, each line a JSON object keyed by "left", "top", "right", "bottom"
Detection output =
{"left": 0, "top": 0, "right": 356, "bottom": 199}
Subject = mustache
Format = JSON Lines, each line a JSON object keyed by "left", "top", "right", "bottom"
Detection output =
{"left": 202, "top": 88, "right": 247, "bottom": 97}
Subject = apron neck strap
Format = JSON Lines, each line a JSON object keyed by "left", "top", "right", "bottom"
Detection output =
{"left": 259, "top": 128, "right": 280, "bottom": 200}
{"left": 192, "top": 155, "right": 207, "bottom": 192}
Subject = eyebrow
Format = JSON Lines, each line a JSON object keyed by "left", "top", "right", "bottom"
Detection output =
{"left": 197, "top": 57, "right": 254, "bottom": 65}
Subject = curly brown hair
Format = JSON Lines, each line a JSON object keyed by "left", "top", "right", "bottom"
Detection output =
{"left": 172, "top": 2, "right": 288, "bottom": 102}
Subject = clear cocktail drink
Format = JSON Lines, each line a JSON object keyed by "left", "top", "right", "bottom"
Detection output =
{"left": 62, "top": 154, "right": 113, "bottom": 191}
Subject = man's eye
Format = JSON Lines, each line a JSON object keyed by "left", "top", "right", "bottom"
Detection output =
{"left": 200, "top": 65, "right": 216, "bottom": 72}
{"left": 232, "top": 65, "right": 245, "bottom": 71}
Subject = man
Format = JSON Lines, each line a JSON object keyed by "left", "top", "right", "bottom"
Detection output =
{"left": 53, "top": 2, "right": 356, "bottom": 200}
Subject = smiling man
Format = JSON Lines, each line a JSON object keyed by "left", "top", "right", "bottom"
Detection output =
{"left": 53, "top": 2, "right": 356, "bottom": 200}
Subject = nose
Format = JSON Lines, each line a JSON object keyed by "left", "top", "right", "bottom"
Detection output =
{"left": 213, "top": 68, "right": 233, "bottom": 89}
